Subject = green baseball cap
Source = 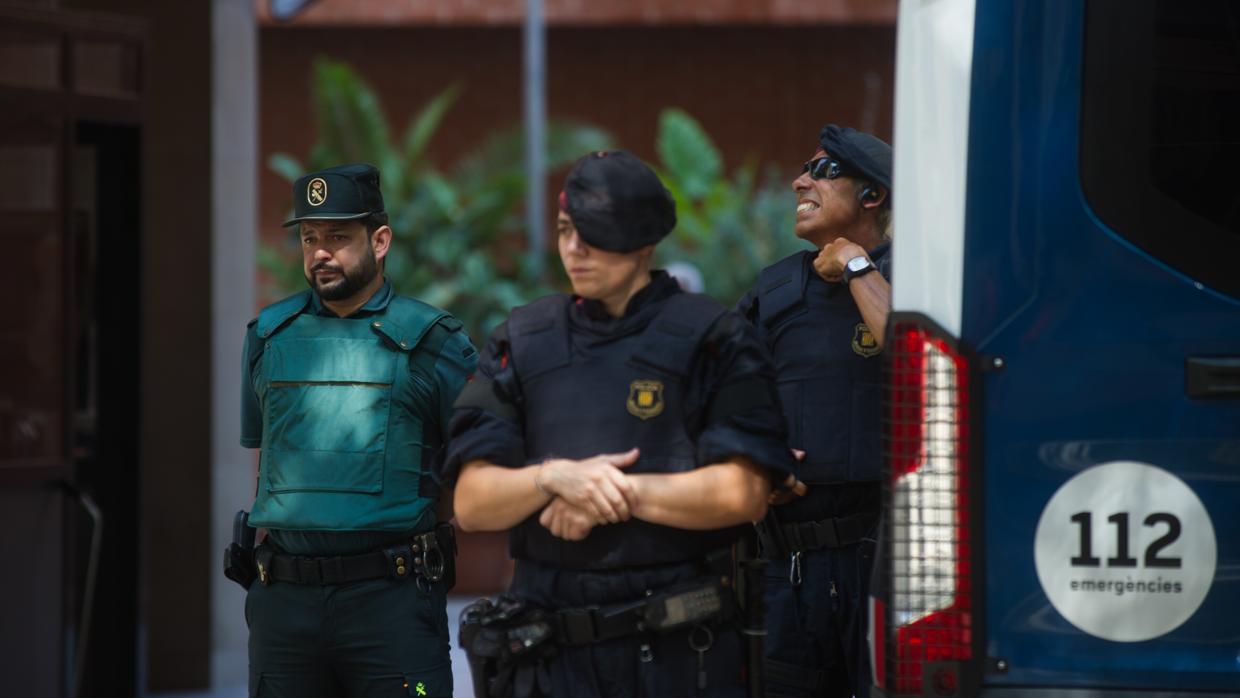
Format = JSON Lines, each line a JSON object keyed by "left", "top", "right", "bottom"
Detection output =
{"left": 282, "top": 163, "right": 385, "bottom": 227}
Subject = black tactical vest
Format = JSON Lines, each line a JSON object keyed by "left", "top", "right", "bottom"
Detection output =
{"left": 756, "top": 245, "right": 890, "bottom": 484}
{"left": 506, "top": 291, "right": 741, "bottom": 569}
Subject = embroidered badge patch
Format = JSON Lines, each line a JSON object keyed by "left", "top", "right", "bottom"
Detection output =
{"left": 626, "top": 379, "right": 665, "bottom": 420}
{"left": 307, "top": 177, "right": 327, "bottom": 206}
{"left": 852, "top": 323, "right": 881, "bottom": 357}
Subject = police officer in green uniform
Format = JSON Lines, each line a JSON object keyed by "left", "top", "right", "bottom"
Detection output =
{"left": 238, "top": 163, "right": 477, "bottom": 698}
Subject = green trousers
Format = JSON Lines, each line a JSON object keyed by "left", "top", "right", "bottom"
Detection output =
{"left": 246, "top": 576, "right": 451, "bottom": 698}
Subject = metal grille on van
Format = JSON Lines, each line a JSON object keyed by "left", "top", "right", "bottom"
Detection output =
{"left": 875, "top": 321, "right": 973, "bottom": 695}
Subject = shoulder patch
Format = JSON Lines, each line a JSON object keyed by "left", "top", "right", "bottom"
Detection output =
{"left": 508, "top": 295, "right": 571, "bottom": 380}
{"left": 756, "top": 251, "right": 812, "bottom": 327}
{"left": 255, "top": 291, "right": 312, "bottom": 339}
{"left": 379, "top": 296, "right": 451, "bottom": 352}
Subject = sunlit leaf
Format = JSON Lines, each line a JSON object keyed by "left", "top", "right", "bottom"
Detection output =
{"left": 656, "top": 108, "right": 722, "bottom": 200}
{"left": 403, "top": 84, "right": 463, "bottom": 167}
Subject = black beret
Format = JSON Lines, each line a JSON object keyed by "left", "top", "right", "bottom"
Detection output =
{"left": 562, "top": 150, "right": 676, "bottom": 253}
{"left": 818, "top": 124, "right": 892, "bottom": 193}
{"left": 283, "top": 163, "right": 385, "bottom": 227}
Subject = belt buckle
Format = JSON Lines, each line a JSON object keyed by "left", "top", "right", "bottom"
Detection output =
{"left": 558, "top": 607, "right": 597, "bottom": 644}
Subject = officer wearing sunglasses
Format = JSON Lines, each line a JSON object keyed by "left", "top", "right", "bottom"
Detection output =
{"left": 736, "top": 124, "right": 893, "bottom": 698}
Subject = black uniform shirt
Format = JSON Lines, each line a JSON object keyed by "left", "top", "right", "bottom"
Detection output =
{"left": 441, "top": 271, "right": 795, "bottom": 483}
{"left": 735, "top": 245, "right": 892, "bottom": 520}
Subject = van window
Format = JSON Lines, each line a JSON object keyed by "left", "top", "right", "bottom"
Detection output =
{"left": 1080, "top": 0, "right": 1240, "bottom": 298}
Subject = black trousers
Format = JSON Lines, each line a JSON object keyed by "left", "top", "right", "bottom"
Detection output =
{"left": 503, "top": 559, "right": 747, "bottom": 698}
{"left": 762, "top": 537, "right": 876, "bottom": 698}
{"left": 246, "top": 575, "right": 452, "bottom": 698}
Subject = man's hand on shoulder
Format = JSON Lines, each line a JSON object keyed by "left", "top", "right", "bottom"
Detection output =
{"left": 814, "top": 237, "right": 867, "bottom": 283}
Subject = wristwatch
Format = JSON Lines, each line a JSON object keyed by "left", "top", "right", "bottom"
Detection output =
{"left": 842, "top": 255, "right": 877, "bottom": 284}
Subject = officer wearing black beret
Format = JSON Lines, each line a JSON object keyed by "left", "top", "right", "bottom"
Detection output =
{"left": 736, "top": 125, "right": 893, "bottom": 698}
{"left": 237, "top": 163, "right": 477, "bottom": 697}
{"left": 445, "top": 150, "right": 795, "bottom": 697}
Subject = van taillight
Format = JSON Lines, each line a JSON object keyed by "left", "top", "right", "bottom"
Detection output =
{"left": 878, "top": 321, "right": 973, "bottom": 695}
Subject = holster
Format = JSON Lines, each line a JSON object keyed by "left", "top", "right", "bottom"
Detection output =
{"left": 459, "top": 596, "right": 556, "bottom": 698}
{"left": 755, "top": 507, "right": 791, "bottom": 560}
{"left": 434, "top": 521, "right": 458, "bottom": 591}
{"left": 222, "top": 510, "right": 256, "bottom": 590}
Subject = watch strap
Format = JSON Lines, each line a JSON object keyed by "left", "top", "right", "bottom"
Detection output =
{"left": 842, "top": 257, "right": 877, "bottom": 284}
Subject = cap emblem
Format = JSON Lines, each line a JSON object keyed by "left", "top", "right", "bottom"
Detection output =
{"left": 627, "top": 379, "right": 665, "bottom": 420}
{"left": 307, "top": 177, "right": 327, "bottom": 206}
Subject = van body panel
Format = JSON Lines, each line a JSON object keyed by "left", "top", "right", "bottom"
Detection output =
{"left": 958, "top": 0, "right": 1240, "bottom": 693}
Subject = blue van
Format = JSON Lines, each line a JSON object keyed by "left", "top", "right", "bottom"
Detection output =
{"left": 868, "top": 1, "right": 1240, "bottom": 696}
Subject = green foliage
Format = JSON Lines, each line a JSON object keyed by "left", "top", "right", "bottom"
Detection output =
{"left": 263, "top": 58, "right": 612, "bottom": 343}
{"left": 652, "top": 108, "right": 810, "bottom": 307}
{"left": 263, "top": 60, "right": 804, "bottom": 342}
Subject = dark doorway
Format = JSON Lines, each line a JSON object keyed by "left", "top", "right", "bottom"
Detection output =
{"left": 72, "top": 121, "right": 142, "bottom": 698}
{"left": 0, "top": 8, "right": 145, "bottom": 696}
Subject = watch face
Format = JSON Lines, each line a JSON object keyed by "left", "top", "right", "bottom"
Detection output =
{"left": 847, "top": 256, "right": 871, "bottom": 272}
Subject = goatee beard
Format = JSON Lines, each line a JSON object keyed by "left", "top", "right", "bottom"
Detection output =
{"left": 307, "top": 249, "right": 379, "bottom": 301}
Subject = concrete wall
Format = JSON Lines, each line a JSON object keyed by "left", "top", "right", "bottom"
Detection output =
{"left": 210, "top": 0, "right": 257, "bottom": 689}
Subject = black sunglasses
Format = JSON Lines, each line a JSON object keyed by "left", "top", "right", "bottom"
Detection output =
{"left": 801, "top": 156, "right": 846, "bottom": 180}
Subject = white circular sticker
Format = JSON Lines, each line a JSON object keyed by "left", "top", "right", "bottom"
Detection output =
{"left": 1034, "top": 461, "right": 1216, "bottom": 642}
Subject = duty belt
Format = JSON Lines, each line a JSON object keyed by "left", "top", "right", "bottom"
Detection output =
{"left": 253, "top": 526, "right": 452, "bottom": 587}
{"left": 555, "top": 578, "right": 733, "bottom": 645}
{"left": 757, "top": 511, "right": 877, "bottom": 557}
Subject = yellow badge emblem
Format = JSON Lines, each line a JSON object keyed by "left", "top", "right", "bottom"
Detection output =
{"left": 307, "top": 177, "right": 328, "bottom": 206}
{"left": 626, "top": 379, "right": 665, "bottom": 420}
{"left": 852, "top": 323, "right": 881, "bottom": 357}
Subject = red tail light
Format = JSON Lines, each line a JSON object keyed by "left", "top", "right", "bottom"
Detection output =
{"left": 878, "top": 320, "right": 973, "bottom": 695}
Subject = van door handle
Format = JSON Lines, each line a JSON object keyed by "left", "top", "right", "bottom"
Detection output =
{"left": 1186, "top": 357, "right": 1240, "bottom": 398}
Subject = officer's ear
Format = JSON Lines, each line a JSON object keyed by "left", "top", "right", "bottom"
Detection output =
{"left": 370, "top": 224, "right": 393, "bottom": 263}
{"left": 857, "top": 182, "right": 887, "bottom": 210}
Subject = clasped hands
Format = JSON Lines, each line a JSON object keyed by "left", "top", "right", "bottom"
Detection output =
{"left": 535, "top": 447, "right": 811, "bottom": 540}
{"left": 536, "top": 448, "right": 640, "bottom": 541}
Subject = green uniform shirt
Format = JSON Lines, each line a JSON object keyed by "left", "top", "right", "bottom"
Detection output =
{"left": 241, "top": 279, "right": 476, "bottom": 555}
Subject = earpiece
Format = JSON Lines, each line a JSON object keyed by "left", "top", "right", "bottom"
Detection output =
{"left": 859, "top": 184, "right": 881, "bottom": 203}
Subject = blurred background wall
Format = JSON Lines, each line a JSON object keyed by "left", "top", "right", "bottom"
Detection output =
{"left": 256, "top": 2, "right": 896, "bottom": 276}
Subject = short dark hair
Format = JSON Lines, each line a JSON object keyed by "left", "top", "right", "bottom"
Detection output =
{"left": 364, "top": 211, "right": 389, "bottom": 235}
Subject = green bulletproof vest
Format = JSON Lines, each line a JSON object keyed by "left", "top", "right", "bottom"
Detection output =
{"left": 248, "top": 290, "right": 450, "bottom": 531}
